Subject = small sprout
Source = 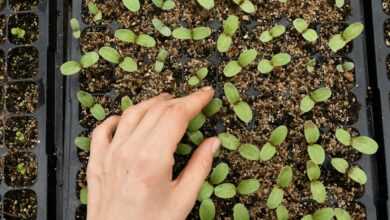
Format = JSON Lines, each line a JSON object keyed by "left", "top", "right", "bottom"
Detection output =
{"left": 70, "top": 18, "right": 81, "bottom": 39}
{"left": 188, "top": 67, "right": 208, "bottom": 86}
{"left": 199, "top": 199, "right": 215, "bottom": 220}
{"left": 217, "top": 15, "right": 240, "bottom": 52}
{"left": 232, "top": 0, "right": 256, "bottom": 14}
{"left": 348, "top": 166, "right": 367, "bottom": 185}
{"left": 336, "top": 61, "right": 355, "bottom": 72}
{"left": 331, "top": 158, "right": 349, "bottom": 174}
{"left": 121, "top": 96, "right": 133, "bottom": 111}
{"left": 302, "top": 215, "right": 313, "bottom": 220}
{"left": 335, "top": 0, "right": 345, "bottom": 8}
{"left": 197, "top": 0, "right": 214, "bottom": 10}
{"left": 308, "top": 144, "right": 325, "bottom": 165}
{"left": 258, "top": 53, "right": 291, "bottom": 74}
{"left": 122, "top": 0, "right": 140, "bottom": 12}
{"left": 75, "top": 136, "right": 91, "bottom": 151}
{"left": 259, "top": 24, "right": 286, "bottom": 43}
{"left": 80, "top": 187, "right": 88, "bottom": 205}
{"left": 259, "top": 143, "right": 277, "bottom": 161}
{"left": 266, "top": 186, "right": 284, "bottom": 209}
{"left": 279, "top": 0, "right": 287, "bottom": 3}
{"left": 16, "top": 163, "right": 26, "bottom": 175}
{"left": 187, "top": 130, "right": 204, "bottom": 145}
{"left": 293, "top": 18, "right": 318, "bottom": 42}
{"left": 300, "top": 87, "right": 332, "bottom": 113}
{"left": 310, "top": 181, "right": 327, "bottom": 203}
{"left": 99, "top": 46, "right": 138, "bottom": 72}
{"left": 188, "top": 113, "right": 206, "bottom": 132}
{"left": 224, "top": 49, "right": 257, "bottom": 77}
{"left": 115, "top": 29, "right": 156, "bottom": 48}
{"left": 260, "top": 126, "right": 288, "bottom": 161}
{"left": 313, "top": 208, "right": 334, "bottom": 220}
{"left": 152, "top": 18, "right": 172, "bottom": 37}
{"left": 198, "top": 181, "right": 214, "bottom": 201}
{"left": 176, "top": 143, "right": 192, "bottom": 156}
{"left": 304, "top": 121, "right": 320, "bottom": 144}
{"left": 328, "top": 22, "right": 364, "bottom": 52}
{"left": 233, "top": 203, "right": 250, "bottom": 220}
{"left": 277, "top": 166, "right": 293, "bottom": 188}
{"left": 224, "top": 82, "right": 253, "bottom": 123}
{"left": 152, "top": 0, "right": 175, "bottom": 10}
{"left": 154, "top": 48, "right": 169, "bottom": 73}
{"left": 239, "top": 144, "right": 260, "bottom": 160}
{"left": 218, "top": 132, "right": 240, "bottom": 150}
{"left": 87, "top": 3, "right": 102, "bottom": 22}
{"left": 172, "top": 26, "right": 212, "bottom": 40}
{"left": 15, "top": 131, "right": 25, "bottom": 143}
{"left": 276, "top": 205, "right": 289, "bottom": 220}
{"left": 60, "top": 52, "right": 100, "bottom": 75}
{"left": 306, "top": 58, "right": 316, "bottom": 73}
{"left": 90, "top": 103, "right": 107, "bottom": 121}
{"left": 214, "top": 183, "right": 237, "bottom": 199}
{"left": 334, "top": 208, "right": 352, "bottom": 220}
{"left": 77, "top": 90, "right": 95, "bottom": 108}
{"left": 11, "top": 27, "right": 26, "bottom": 39}
{"left": 306, "top": 160, "right": 321, "bottom": 181}
{"left": 203, "top": 98, "right": 223, "bottom": 117}
{"left": 210, "top": 162, "right": 230, "bottom": 185}
{"left": 237, "top": 179, "right": 260, "bottom": 195}
{"left": 335, "top": 128, "right": 379, "bottom": 155}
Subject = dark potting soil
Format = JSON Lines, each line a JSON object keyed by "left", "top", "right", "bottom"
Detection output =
{"left": 7, "top": 46, "right": 39, "bottom": 79}
{"left": 0, "top": 15, "right": 6, "bottom": 44}
{"left": 4, "top": 151, "right": 37, "bottom": 187}
{"left": 3, "top": 189, "right": 37, "bottom": 220}
{"left": 7, "top": 13, "right": 39, "bottom": 45}
{"left": 5, "top": 116, "right": 38, "bottom": 150}
{"left": 5, "top": 81, "right": 39, "bottom": 113}
{"left": 9, "top": 0, "right": 39, "bottom": 11}
{"left": 0, "top": 49, "right": 5, "bottom": 81}
{"left": 72, "top": 0, "right": 368, "bottom": 219}
{"left": 384, "top": 0, "right": 390, "bottom": 15}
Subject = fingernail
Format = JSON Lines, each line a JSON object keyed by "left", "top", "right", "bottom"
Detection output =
{"left": 201, "top": 86, "right": 213, "bottom": 92}
{"left": 210, "top": 137, "right": 220, "bottom": 154}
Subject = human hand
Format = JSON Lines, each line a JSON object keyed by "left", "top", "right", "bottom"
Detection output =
{"left": 86, "top": 87, "right": 221, "bottom": 220}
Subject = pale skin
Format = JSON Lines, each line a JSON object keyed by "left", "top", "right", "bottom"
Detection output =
{"left": 87, "top": 87, "right": 220, "bottom": 220}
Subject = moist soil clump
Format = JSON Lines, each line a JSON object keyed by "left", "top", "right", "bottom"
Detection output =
{"left": 3, "top": 189, "right": 38, "bottom": 220}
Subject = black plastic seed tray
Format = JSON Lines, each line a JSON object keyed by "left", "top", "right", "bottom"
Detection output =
{"left": 57, "top": 0, "right": 384, "bottom": 219}
{"left": 0, "top": 0, "right": 49, "bottom": 220}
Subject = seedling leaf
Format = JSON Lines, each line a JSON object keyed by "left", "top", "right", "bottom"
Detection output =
{"left": 214, "top": 183, "right": 237, "bottom": 199}
{"left": 90, "top": 104, "right": 106, "bottom": 121}
{"left": 188, "top": 113, "right": 206, "bottom": 132}
{"left": 303, "top": 29, "right": 318, "bottom": 42}
{"left": 351, "top": 136, "right": 379, "bottom": 155}
{"left": 224, "top": 82, "right": 241, "bottom": 104}
{"left": 233, "top": 203, "right": 249, "bottom": 220}
{"left": 80, "top": 188, "right": 88, "bottom": 204}
{"left": 328, "top": 34, "right": 347, "bottom": 53}
{"left": 188, "top": 130, "right": 205, "bottom": 145}
{"left": 224, "top": 15, "right": 240, "bottom": 36}
{"left": 277, "top": 166, "right": 293, "bottom": 188}
{"left": 193, "top": 27, "right": 212, "bottom": 40}
{"left": 218, "top": 132, "right": 240, "bottom": 151}
{"left": 335, "top": 128, "right": 352, "bottom": 146}
{"left": 335, "top": 0, "right": 345, "bottom": 8}
{"left": 313, "top": 208, "right": 334, "bottom": 220}
{"left": 197, "top": 0, "right": 215, "bottom": 10}
{"left": 342, "top": 23, "right": 364, "bottom": 42}
{"left": 240, "top": 0, "right": 256, "bottom": 14}
{"left": 115, "top": 29, "right": 137, "bottom": 43}
{"left": 161, "top": 0, "right": 175, "bottom": 10}
{"left": 198, "top": 181, "right": 214, "bottom": 201}
{"left": 70, "top": 18, "right": 81, "bottom": 38}
{"left": 237, "top": 179, "right": 260, "bottom": 195}
{"left": 300, "top": 95, "right": 315, "bottom": 113}
{"left": 239, "top": 144, "right": 260, "bottom": 160}
{"left": 276, "top": 205, "right": 289, "bottom": 220}
{"left": 176, "top": 143, "right": 192, "bottom": 156}
{"left": 293, "top": 18, "right": 309, "bottom": 33}
{"left": 269, "top": 125, "right": 288, "bottom": 146}
{"left": 238, "top": 49, "right": 257, "bottom": 67}
{"left": 77, "top": 91, "right": 95, "bottom": 108}
{"left": 334, "top": 208, "right": 351, "bottom": 220}
{"left": 233, "top": 101, "right": 253, "bottom": 123}
{"left": 348, "top": 166, "right": 367, "bottom": 185}
{"left": 266, "top": 186, "right": 284, "bottom": 209}
{"left": 306, "top": 160, "right": 321, "bottom": 181}
{"left": 260, "top": 31, "right": 273, "bottom": 43}
{"left": 270, "top": 25, "right": 286, "bottom": 38}
{"left": 122, "top": 0, "right": 140, "bottom": 12}
{"left": 210, "top": 162, "right": 230, "bottom": 185}
{"left": 75, "top": 136, "right": 91, "bottom": 151}
{"left": 136, "top": 34, "right": 156, "bottom": 48}
{"left": 119, "top": 57, "right": 138, "bottom": 72}
{"left": 152, "top": 18, "right": 172, "bottom": 37}
{"left": 310, "top": 181, "right": 327, "bottom": 203}
{"left": 224, "top": 61, "right": 242, "bottom": 77}
{"left": 203, "top": 98, "right": 222, "bottom": 117}
{"left": 310, "top": 87, "right": 332, "bottom": 103}
{"left": 172, "top": 27, "right": 192, "bottom": 40}
{"left": 199, "top": 199, "right": 215, "bottom": 220}
{"left": 99, "top": 47, "right": 121, "bottom": 64}
{"left": 308, "top": 144, "right": 325, "bottom": 165}
{"left": 259, "top": 142, "right": 277, "bottom": 161}
{"left": 271, "top": 53, "right": 291, "bottom": 67}
{"left": 121, "top": 96, "right": 133, "bottom": 111}
{"left": 60, "top": 61, "right": 81, "bottom": 75}
{"left": 217, "top": 34, "right": 233, "bottom": 53}
{"left": 304, "top": 121, "right": 320, "bottom": 144}
{"left": 258, "top": 59, "right": 274, "bottom": 74}
{"left": 80, "top": 52, "right": 99, "bottom": 68}
{"left": 331, "top": 158, "right": 349, "bottom": 174}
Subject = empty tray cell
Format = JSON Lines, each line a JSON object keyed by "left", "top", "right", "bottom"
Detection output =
{"left": 7, "top": 46, "right": 39, "bottom": 79}
{"left": 0, "top": 15, "right": 6, "bottom": 44}
{"left": 5, "top": 116, "right": 38, "bottom": 150}
{"left": 4, "top": 189, "right": 37, "bottom": 220}
{"left": 5, "top": 151, "right": 37, "bottom": 187}
{"left": 0, "top": 49, "right": 5, "bottom": 81}
{"left": 5, "top": 81, "right": 39, "bottom": 113}
{"left": 10, "top": 0, "right": 39, "bottom": 11}
{"left": 8, "top": 13, "right": 39, "bottom": 45}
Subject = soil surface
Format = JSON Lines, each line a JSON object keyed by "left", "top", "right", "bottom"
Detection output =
{"left": 73, "top": 0, "right": 368, "bottom": 219}
{"left": 5, "top": 116, "right": 39, "bottom": 150}
{"left": 8, "top": 13, "right": 39, "bottom": 45}
{"left": 5, "top": 151, "right": 37, "bottom": 187}
{"left": 5, "top": 82, "right": 39, "bottom": 113}
{"left": 10, "top": 0, "right": 39, "bottom": 11}
{"left": 3, "top": 189, "right": 38, "bottom": 220}
{"left": 7, "top": 46, "right": 39, "bottom": 79}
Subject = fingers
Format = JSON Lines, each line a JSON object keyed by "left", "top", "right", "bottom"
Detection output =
{"left": 113, "top": 93, "right": 173, "bottom": 145}
{"left": 172, "top": 137, "right": 220, "bottom": 213}
{"left": 147, "top": 87, "right": 215, "bottom": 154}
{"left": 90, "top": 115, "right": 120, "bottom": 160}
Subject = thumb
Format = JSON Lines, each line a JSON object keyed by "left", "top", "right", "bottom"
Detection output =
{"left": 172, "top": 137, "right": 220, "bottom": 214}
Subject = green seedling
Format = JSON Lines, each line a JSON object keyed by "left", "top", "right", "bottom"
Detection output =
{"left": 197, "top": 0, "right": 214, "bottom": 10}
{"left": 336, "top": 61, "right": 354, "bottom": 72}
{"left": 306, "top": 160, "right": 321, "bottom": 181}
{"left": 334, "top": 208, "right": 352, "bottom": 220}
{"left": 121, "top": 96, "right": 133, "bottom": 111}
{"left": 330, "top": 158, "right": 368, "bottom": 185}
{"left": 152, "top": 0, "right": 175, "bottom": 10}
{"left": 293, "top": 18, "right": 318, "bottom": 42}
{"left": 70, "top": 18, "right": 81, "bottom": 39}
{"left": 258, "top": 53, "right": 291, "bottom": 74}
{"left": 172, "top": 26, "right": 212, "bottom": 40}
{"left": 198, "top": 181, "right": 214, "bottom": 201}
{"left": 115, "top": 29, "right": 156, "bottom": 48}
{"left": 80, "top": 187, "right": 88, "bottom": 205}
{"left": 214, "top": 183, "right": 237, "bottom": 199}
{"left": 239, "top": 144, "right": 260, "bottom": 160}
{"left": 310, "top": 180, "right": 327, "bottom": 203}
{"left": 175, "top": 143, "right": 192, "bottom": 156}
{"left": 187, "top": 130, "right": 204, "bottom": 145}
{"left": 304, "top": 121, "right": 325, "bottom": 165}
{"left": 188, "top": 67, "right": 208, "bottom": 86}
{"left": 328, "top": 22, "right": 364, "bottom": 52}
{"left": 259, "top": 125, "right": 288, "bottom": 161}
{"left": 60, "top": 51, "right": 100, "bottom": 75}
{"left": 237, "top": 179, "right": 260, "bottom": 195}
{"left": 75, "top": 136, "right": 91, "bottom": 151}
{"left": 276, "top": 205, "right": 289, "bottom": 220}
{"left": 218, "top": 132, "right": 240, "bottom": 151}
{"left": 335, "top": 128, "right": 379, "bottom": 155}
{"left": 306, "top": 58, "right": 316, "bottom": 73}
{"left": 217, "top": 132, "right": 262, "bottom": 161}
{"left": 15, "top": 131, "right": 26, "bottom": 143}
{"left": 259, "top": 24, "right": 286, "bottom": 43}
{"left": 154, "top": 48, "right": 169, "bottom": 73}
{"left": 98, "top": 46, "right": 138, "bottom": 72}
{"left": 76, "top": 90, "right": 107, "bottom": 121}
{"left": 335, "top": 0, "right": 345, "bottom": 8}
{"left": 303, "top": 208, "right": 335, "bottom": 220}
{"left": 266, "top": 186, "right": 284, "bottom": 209}
{"left": 224, "top": 82, "right": 253, "bottom": 123}
{"left": 11, "top": 27, "right": 26, "bottom": 39}
{"left": 16, "top": 163, "right": 26, "bottom": 175}
{"left": 87, "top": 2, "right": 102, "bottom": 22}
{"left": 330, "top": 158, "right": 349, "bottom": 174}
{"left": 300, "top": 87, "right": 332, "bottom": 113}
{"left": 217, "top": 15, "right": 240, "bottom": 52}
{"left": 187, "top": 98, "right": 222, "bottom": 132}
{"left": 152, "top": 18, "right": 172, "bottom": 37}
{"left": 199, "top": 199, "right": 215, "bottom": 220}
{"left": 123, "top": 0, "right": 140, "bottom": 12}
{"left": 223, "top": 49, "right": 257, "bottom": 77}
{"left": 210, "top": 162, "right": 230, "bottom": 185}
{"left": 232, "top": 0, "right": 256, "bottom": 14}
{"left": 277, "top": 166, "right": 293, "bottom": 188}
{"left": 233, "top": 203, "right": 250, "bottom": 220}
